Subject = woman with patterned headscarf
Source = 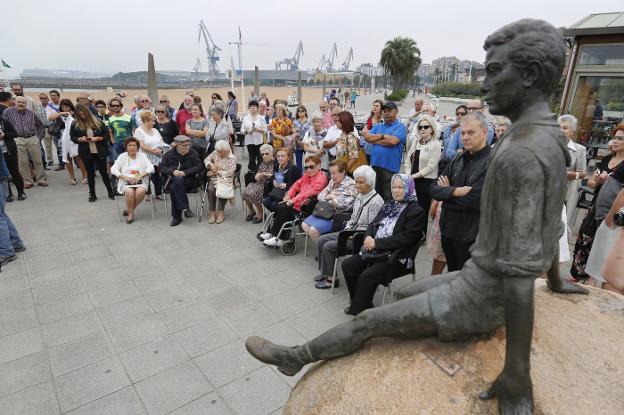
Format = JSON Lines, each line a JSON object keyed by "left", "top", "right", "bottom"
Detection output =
{"left": 342, "top": 174, "right": 427, "bottom": 315}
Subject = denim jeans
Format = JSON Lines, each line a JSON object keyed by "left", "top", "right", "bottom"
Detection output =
{"left": 0, "top": 179, "right": 24, "bottom": 257}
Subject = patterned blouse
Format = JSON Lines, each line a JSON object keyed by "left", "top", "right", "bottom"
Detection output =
{"left": 270, "top": 117, "right": 294, "bottom": 149}
{"left": 204, "top": 152, "right": 237, "bottom": 185}
{"left": 317, "top": 175, "right": 357, "bottom": 212}
{"left": 335, "top": 131, "right": 360, "bottom": 160}
{"left": 293, "top": 118, "right": 310, "bottom": 150}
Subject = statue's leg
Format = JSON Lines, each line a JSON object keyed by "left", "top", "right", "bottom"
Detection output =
{"left": 546, "top": 244, "right": 589, "bottom": 295}
{"left": 395, "top": 271, "right": 460, "bottom": 300}
{"left": 245, "top": 291, "right": 436, "bottom": 376}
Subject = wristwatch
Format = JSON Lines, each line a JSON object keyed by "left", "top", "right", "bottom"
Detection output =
{"left": 380, "top": 133, "right": 385, "bottom": 141}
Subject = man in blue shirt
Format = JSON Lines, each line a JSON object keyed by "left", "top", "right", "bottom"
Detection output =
{"left": 0, "top": 148, "right": 25, "bottom": 267}
{"left": 444, "top": 99, "right": 494, "bottom": 160}
{"left": 362, "top": 101, "right": 406, "bottom": 200}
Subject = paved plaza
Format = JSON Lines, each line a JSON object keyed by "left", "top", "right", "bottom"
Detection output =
{"left": 0, "top": 144, "right": 435, "bottom": 414}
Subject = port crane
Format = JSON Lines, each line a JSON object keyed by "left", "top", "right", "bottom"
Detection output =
{"left": 198, "top": 20, "right": 221, "bottom": 82}
{"left": 276, "top": 41, "right": 304, "bottom": 71}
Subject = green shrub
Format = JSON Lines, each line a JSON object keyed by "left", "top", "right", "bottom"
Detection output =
{"left": 431, "top": 82, "right": 483, "bottom": 99}
{"left": 386, "top": 89, "right": 409, "bottom": 101}
{"left": 606, "top": 101, "right": 624, "bottom": 112}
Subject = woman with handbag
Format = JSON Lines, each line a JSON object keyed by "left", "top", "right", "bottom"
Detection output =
{"left": 243, "top": 144, "right": 275, "bottom": 224}
{"left": 335, "top": 111, "right": 367, "bottom": 175}
{"left": 204, "top": 140, "right": 237, "bottom": 224}
{"left": 293, "top": 105, "right": 310, "bottom": 173}
{"left": 302, "top": 160, "right": 357, "bottom": 241}
{"left": 260, "top": 155, "right": 327, "bottom": 247}
{"left": 269, "top": 104, "right": 294, "bottom": 151}
{"left": 52, "top": 99, "right": 88, "bottom": 185}
{"left": 70, "top": 103, "right": 115, "bottom": 202}
{"left": 111, "top": 137, "right": 154, "bottom": 223}
{"left": 207, "top": 107, "right": 231, "bottom": 155}
{"left": 185, "top": 104, "right": 209, "bottom": 160}
{"left": 135, "top": 110, "right": 169, "bottom": 200}
{"left": 406, "top": 114, "right": 441, "bottom": 215}
{"left": 154, "top": 104, "right": 179, "bottom": 145}
{"left": 262, "top": 148, "right": 301, "bottom": 213}
{"left": 314, "top": 165, "right": 384, "bottom": 289}
{"left": 342, "top": 174, "right": 426, "bottom": 315}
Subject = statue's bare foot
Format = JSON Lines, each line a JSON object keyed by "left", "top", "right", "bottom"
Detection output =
{"left": 479, "top": 371, "right": 534, "bottom": 415}
{"left": 548, "top": 278, "right": 590, "bottom": 295}
{"left": 245, "top": 336, "right": 304, "bottom": 376}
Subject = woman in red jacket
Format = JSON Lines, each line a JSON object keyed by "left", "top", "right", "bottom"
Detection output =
{"left": 260, "top": 155, "right": 327, "bottom": 247}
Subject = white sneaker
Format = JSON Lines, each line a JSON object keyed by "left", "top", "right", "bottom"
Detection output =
{"left": 264, "top": 236, "right": 279, "bottom": 246}
{"left": 260, "top": 232, "right": 273, "bottom": 240}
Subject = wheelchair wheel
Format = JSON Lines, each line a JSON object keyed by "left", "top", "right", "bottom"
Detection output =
{"left": 280, "top": 240, "right": 297, "bottom": 256}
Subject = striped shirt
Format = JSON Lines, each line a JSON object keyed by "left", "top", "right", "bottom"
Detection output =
{"left": 2, "top": 107, "right": 44, "bottom": 138}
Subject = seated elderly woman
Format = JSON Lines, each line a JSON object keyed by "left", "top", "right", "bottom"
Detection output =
{"left": 302, "top": 160, "right": 357, "bottom": 240}
{"left": 243, "top": 144, "right": 274, "bottom": 224}
{"left": 204, "top": 140, "right": 237, "bottom": 224}
{"left": 342, "top": 174, "right": 426, "bottom": 315}
{"left": 260, "top": 155, "right": 328, "bottom": 247}
{"left": 111, "top": 137, "right": 155, "bottom": 224}
{"left": 262, "top": 147, "right": 301, "bottom": 213}
{"left": 314, "top": 165, "right": 384, "bottom": 289}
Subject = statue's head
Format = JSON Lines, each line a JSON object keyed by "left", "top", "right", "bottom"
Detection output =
{"left": 482, "top": 19, "right": 565, "bottom": 118}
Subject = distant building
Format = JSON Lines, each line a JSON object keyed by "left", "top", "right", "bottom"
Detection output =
{"left": 356, "top": 63, "right": 384, "bottom": 77}
{"left": 430, "top": 57, "right": 484, "bottom": 83}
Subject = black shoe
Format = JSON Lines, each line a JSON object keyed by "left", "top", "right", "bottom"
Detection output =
{"left": 5, "top": 195, "right": 14, "bottom": 203}
{"left": 0, "top": 255, "right": 17, "bottom": 266}
{"left": 126, "top": 218, "right": 134, "bottom": 224}
{"left": 54, "top": 165, "right": 65, "bottom": 171}
{"left": 88, "top": 194, "right": 97, "bottom": 202}
{"left": 170, "top": 217, "right": 182, "bottom": 227}
{"left": 246, "top": 214, "right": 254, "bottom": 222}
{"left": 107, "top": 192, "right": 115, "bottom": 200}
{"left": 47, "top": 161, "right": 54, "bottom": 167}
{"left": 13, "top": 246, "right": 26, "bottom": 253}
{"left": 183, "top": 209, "right": 195, "bottom": 218}
{"left": 17, "top": 194, "right": 26, "bottom": 201}
{"left": 251, "top": 217, "right": 262, "bottom": 224}
{"left": 122, "top": 210, "right": 128, "bottom": 217}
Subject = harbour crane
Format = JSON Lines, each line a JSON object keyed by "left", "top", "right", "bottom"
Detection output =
{"left": 316, "top": 54, "right": 326, "bottom": 71}
{"left": 325, "top": 43, "right": 338, "bottom": 71}
{"left": 275, "top": 41, "right": 304, "bottom": 71}
{"left": 193, "top": 57, "right": 201, "bottom": 73}
{"left": 340, "top": 47, "right": 353, "bottom": 71}
{"left": 198, "top": 20, "right": 221, "bottom": 82}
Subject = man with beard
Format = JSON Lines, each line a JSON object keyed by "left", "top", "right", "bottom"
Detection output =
{"left": 176, "top": 95, "right": 194, "bottom": 136}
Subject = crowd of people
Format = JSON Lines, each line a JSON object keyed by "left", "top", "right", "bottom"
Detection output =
{"left": 0, "top": 82, "right": 622, "bottom": 301}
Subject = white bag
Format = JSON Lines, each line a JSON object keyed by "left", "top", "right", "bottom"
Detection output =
{"left": 215, "top": 172, "right": 234, "bottom": 199}
{"left": 585, "top": 221, "right": 618, "bottom": 284}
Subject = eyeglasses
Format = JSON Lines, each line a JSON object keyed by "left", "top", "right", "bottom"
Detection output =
{"left": 96, "top": 106, "right": 105, "bottom": 109}
{"left": 178, "top": 143, "right": 191, "bottom": 147}
{"left": 110, "top": 104, "right": 121, "bottom": 108}
{"left": 467, "top": 107, "right": 481, "bottom": 111}
{"left": 304, "top": 165, "right": 316, "bottom": 170}
{"left": 455, "top": 112, "right": 466, "bottom": 116}
{"left": 297, "top": 109, "right": 306, "bottom": 112}
{"left": 261, "top": 152, "right": 271, "bottom": 156}
{"left": 140, "top": 100, "right": 150, "bottom": 103}
{"left": 159, "top": 100, "right": 168, "bottom": 104}
{"left": 417, "top": 125, "right": 431, "bottom": 130}
{"left": 211, "top": 96, "right": 217, "bottom": 99}
{"left": 155, "top": 110, "right": 165, "bottom": 114}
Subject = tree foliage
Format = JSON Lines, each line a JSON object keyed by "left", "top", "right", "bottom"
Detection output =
{"left": 379, "top": 37, "right": 421, "bottom": 91}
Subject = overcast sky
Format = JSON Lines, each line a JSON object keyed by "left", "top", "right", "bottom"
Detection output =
{"left": 3, "top": 1, "right": 622, "bottom": 76}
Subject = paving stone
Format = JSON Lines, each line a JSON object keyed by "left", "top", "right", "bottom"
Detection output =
{"left": 0, "top": 328, "right": 43, "bottom": 364}
{"left": 0, "top": 305, "right": 39, "bottom": 337}
{"left": 42, "top": 310, "right": 103, "bottom": 348}
{"left": 169, "top": 392, "right": 231, "bottom": 415}
{"left": 79, "top": 266, "right": 128, "bottom": 290}
{"left": 48, "top": 332, "right": 115, "bottom": 377}
{"left": 0, "top": 381, "right": 59, "bottom": 415}
{"left": 134, "top": 361, "right": 213, "bottom": 415}
{"left": 35, "top": 292, "right": 93, "bottom": 325}
{"left": 194, "top": 340, "right": 263, "bottom": 387}
{"left": 174, "top": 318, "right": 238, "bottom": 358}
{"left": 108, "top": 314, "right": 170, "bottom": 352}
{"left": 0, "top": 274, "right": 29, "bottom": 297}
{"left": 96, "top": 296, "right": 154, "bottom": 329}
{"left": 0, "top": 289, "right": 33, "bottom": 313}
{"left": 55, "top": 356, "right": 131, "bottom": 413}
{"left": 66, "top": 386, "right": 146, "bottom": 415}
{"left": 145, "top": 284, "right": 198, "bottom": 312}
{"left": 0, "top": 351, "right": 51, "bottom": 398}
{"left": 119, "top": 335, "right": 189, "bottom": 382}
{"left": 32, "top": 277, "right": 85, "bottom": 304}
{"left": 203, "top": 286, "right": 256, "bottom": 315}
{"left": 159, "top": 300, "right": 216, "bottom": 332}
{"left": 219, "top": 366, "right": 290, "bottom": 415}
{"left": 222, "top": 303, "right": 281, "bottom": 337}
{"left": 88, "top": 280, "right": 141, "bottom": 308}
{"left": 133, "top": 271, "right": 185, "bottom": 294}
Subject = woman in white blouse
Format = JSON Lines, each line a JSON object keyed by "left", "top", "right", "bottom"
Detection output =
{"left": 405, "top": 114, "right": 441, "bottom": 214}
{"left": 558, "top": 114, "right": 587, "bottom": 227}
{"left": 241, "top": 100, "right": 267, "bottom": 172}
{"left": 111, "top": 137, "right": 154, "bottom": 224}
{"left": 134, "top": 110, "right": 168, "bottom": 199}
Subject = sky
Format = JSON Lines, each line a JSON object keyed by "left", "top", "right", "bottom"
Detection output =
{"left": 2, "top": 0, "right": 623, "bottom": 76}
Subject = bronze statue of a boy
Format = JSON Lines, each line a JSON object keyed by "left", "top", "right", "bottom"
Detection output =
{"left": 245, "top": 19, "right": 588, "bottom": 414}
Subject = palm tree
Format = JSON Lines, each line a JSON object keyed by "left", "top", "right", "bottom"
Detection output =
{"left": 379, "top": 37, "right": 421, "bottom": 92}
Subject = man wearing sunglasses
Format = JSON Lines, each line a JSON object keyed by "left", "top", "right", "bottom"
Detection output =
{"left": 159, "top": 95, "right": 176, "bottom": 121}
{"left": 107, "top": 97, "right": 136, "bottom": 167}
{"left": 444, "top": 99, "right": 494, "bottom": 159}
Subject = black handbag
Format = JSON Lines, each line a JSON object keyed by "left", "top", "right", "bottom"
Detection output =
{"left": 48, "top": 118, "right": 63, "bottom": 135}
{"left": 359, "top": 247, "right": 390, "bottom": 263}
{"left": 331, "top": 212, "right": 352, "bottom": 232}
{"left": 312, "top": 200, "right": 336, "bottom": 220}
{"left": 268, "top": 187, "right": 287, "bottom": 201}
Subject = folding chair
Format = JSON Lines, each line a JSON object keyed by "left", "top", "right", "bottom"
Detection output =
{"left": 163, "top": 174, "right": 201, "bottom": 219}
{"left": 330, "top": 230, "right": 365, "bottom": 294}
{"left": 379, "top": 244, "right": 420, "bottom": 305}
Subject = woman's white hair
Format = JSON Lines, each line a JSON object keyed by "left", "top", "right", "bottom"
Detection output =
{"left": 417, "top": 114, "right": 439, "bottom": 140}
{"left": 215, "top": 140, "right": 230, "bottom": 152}
{"left": 353, "top": 165, "right": 376, "bottom": 188}
{"left": 557, "top": 114, "right": 578, "bottom": 131}
{"left": 259, "top": 143, "right": 273, "bottom": 154}
{"left": 309, "top": 112, "right": 323, "bottom": 122}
